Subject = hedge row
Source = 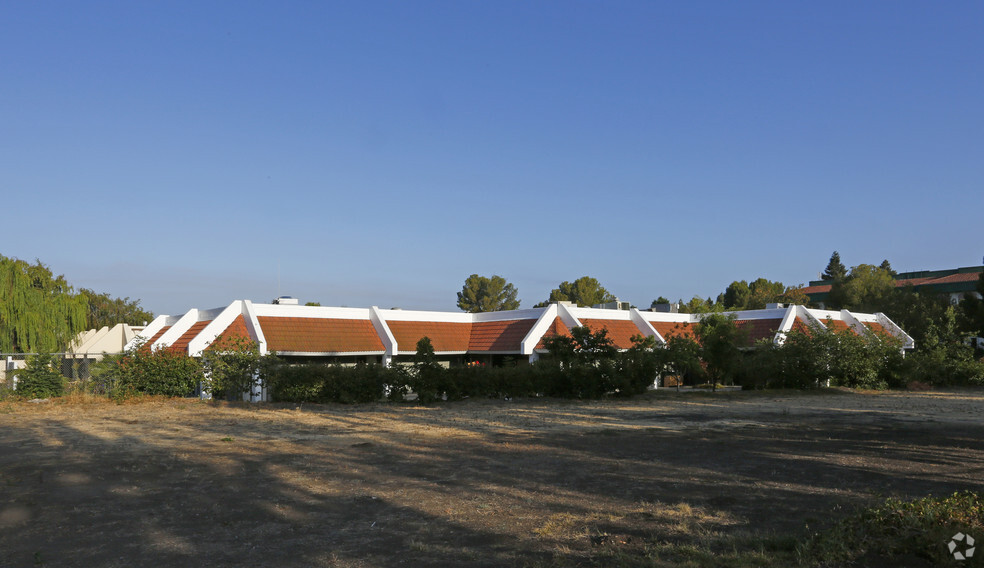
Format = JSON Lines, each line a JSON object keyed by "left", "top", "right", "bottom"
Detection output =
{"left": 262, "top": 355, "right": 659, "bottom": 404}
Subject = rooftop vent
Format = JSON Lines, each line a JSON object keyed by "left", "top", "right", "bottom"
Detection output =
{"left": 592, "top": 299, "right": 631, "bottom": 311}
{"left": 273, "top": 296, "right": 299, "bottom": 305}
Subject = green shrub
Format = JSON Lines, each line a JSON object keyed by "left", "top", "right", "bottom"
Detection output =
{"left": 15, "top": 353, "right": 65, "bottom": 398}
{"left": 265, "top": 361, "right": 390, "bottom": 404}
{"left": 116, "top": 344, "right": 203, "bottom": 397}
{"left": 200, "top": 335, "right": 261, "bottom": 400}
{"left": 903, "top": 344, "right": 984, "bottom": 387}
{"left": 802, "top": 491, "right": 984, "bottom": 565}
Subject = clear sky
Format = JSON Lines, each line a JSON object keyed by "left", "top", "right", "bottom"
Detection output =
{"left": 2, "top": 1, "right": 982, "bottom": 316}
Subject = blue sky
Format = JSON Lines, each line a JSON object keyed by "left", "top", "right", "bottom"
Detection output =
{"left": 2, "top": 1, "right": 982, "bottom": 316}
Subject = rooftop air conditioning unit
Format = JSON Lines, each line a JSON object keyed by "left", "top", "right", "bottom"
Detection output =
{"left": 273, "top": 296, "right": 299, "bottom": 305}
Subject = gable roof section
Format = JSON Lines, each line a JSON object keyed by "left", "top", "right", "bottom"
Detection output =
{"left": 141, "top": 325, "right": 172, "bottom": 351}
{"left": 863, "top": 321, "right": 890, "bottom": 336}
{"left": 649, "top": 320, "right": 694, "bottom": 340}
{"left": 734, "top": 318, "right": 783, "bottom": 345}
{"left": 387, "top": 320, "right": 472, "bottom": 353}
{"left": 578, "top": 318, "right": 646, "bottom": 349}
{"left": 204, "top": 315, "right": 254, "bottom": 351}
{"left": 535, "top": 317, "right": 572, "bottom": 349}
{"left": 469, "top": 319, "right": 537, "bottom": 352}
{"left": 169, "top": 320, "right": 213, "bottom": 353}
{"left": 257, "top": 316, "right": 384, "bottom": 353}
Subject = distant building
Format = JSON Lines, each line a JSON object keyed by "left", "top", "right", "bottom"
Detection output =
{"left": 801, "top": 265, "right": 984, "bottom": 308}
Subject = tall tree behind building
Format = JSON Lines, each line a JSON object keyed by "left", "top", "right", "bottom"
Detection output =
{"left": 78, "top": 288, "right": 155, "bottom": 329}
{"left": 821, "top": 251, "right": 848, "bottom": 281}
{"left": 456, "top": 274, "right": 520, "bottom": 313}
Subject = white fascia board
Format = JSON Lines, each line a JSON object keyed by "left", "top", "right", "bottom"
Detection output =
{"left": 806, "top": 308, "right": 842, "bottom": 324}
{"left": 396, "top": 350, "right": 468, "bottom": 356}
{"left": 774, "top": 305, "right": 801, "bottom": 345}
{"left": 521, "top": 304, "right": 559, "bottom": 355}
{"left": 154, "top": 306, "right": 227, "bottom": 353}
{"left": 556, "top": 302, "right": 582, "bottom": 330}
{"left": 250, "top": 303, "right": 374, "bottom": 320}
{"left": 628, "top": 308, "right": 661, "bottom": 343}
{"left": 126, "top": 314, "right": 175, "bottom": 351}
{"left": 370, "top": 306, "right": 398, "bottom": 360}
{"left": 874, "top": 312, "right": 916, "bottom": 350}
{"left": 471, "top": 308, "right": 545, "bottom": 322}
{"left": 567, "top": 306, "right": 634, "bottom": 321}
{"left": 154, "top": 309, "right": 201, "bottom": 352}
{"left": 720, "top": 308, "right": 790, "bottom": 320}
{"left": 277, "top": 351, "right": 386, "bottom": 357}
{"left": 188, "top": 301, "right": 247, "bottom": 357}
{"left": 840, "top": 310, "right": 868, "bottom": 335}
{"left": 242, "top": 301, "right": 268, "bottom": 355}
{"left": 372, "top": 308, "right": 473, "bottom": 323}
{"left": 639, "top": 312, "right": 695, "bottom": 325}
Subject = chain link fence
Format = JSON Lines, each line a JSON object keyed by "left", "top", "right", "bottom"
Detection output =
{"left": 1, "top": 353, "right": 102, "bottom": 390}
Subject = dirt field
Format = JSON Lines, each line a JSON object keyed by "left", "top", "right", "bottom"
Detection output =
{"left": 1, "top": 388, "right": 982, "bottom": 567}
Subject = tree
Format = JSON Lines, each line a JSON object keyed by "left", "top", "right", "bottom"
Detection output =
{"left": 678, "top": 295, "right": 722, "bottom": 314}
{"left": 78, "top": 288, "right": 154, "bottom": 329}
{"left": 694, "top": 314, "right": 746, "bottom": 387}
{"left": 722, "top": 280, "right": 751, "bottom": 309}
{"left": 778, "top": 286, "right": 811, "bottom": 306}
{"left": 15, "top": 353, "right": 65, "bottom": 398}
{"left": 829, "top": 264, "right": 896, "bottom": 311}
{"left": 541, "top": 276, "right": 616, "bottom": 307}
{"left": 722, "top": 278, "right": 805, "bottom": 310}
{"left": 650, "top": 297, "right": 671, "bottom": 308}
{"left": 0, "top": 255, "right": 87, "bottom": 352}
{"left": 821, "top": 251, "right": 848, "bottom": 282}
{"left": 456, "top": 274, "right": 520, "bottom": 313}
{"left": 200, "top": 335, "right": 262, "bottom": 400}
{"left": 958, "top": 272, "right": 984, "bottom": 344}
{"left": 747, "top": 278, "right": 787, "bottom": 309}
{"left": 662, "top": 334, "right": 704, "bottom": 386}
{"left": 879, "top": 259, "right": 897, "bottom": 276}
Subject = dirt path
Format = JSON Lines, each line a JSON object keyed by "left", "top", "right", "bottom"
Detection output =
{"left": 1, "top": 389, "right": 982, "bottom": 567}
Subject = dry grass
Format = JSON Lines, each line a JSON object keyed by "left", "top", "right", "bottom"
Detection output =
{"left": 0, "top": 389, "right": 982, "bottom": 567}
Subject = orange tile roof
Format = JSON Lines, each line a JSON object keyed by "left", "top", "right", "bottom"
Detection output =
{"left": 864, "top": 321, "right": 891, "bottom": 337}
{"left": 924, "top": 272, "right": 983, "bottom": 284}
{"left": 258, "top": 317, "right": 384, "bottom": 353}
{"left": 800, "top": 284, "right": 832, "bottom": 294}
{"left": 734, "top": 318, "right": 783, "bottom": 345}
{"left": 469, "top": 319, "right": 537, "bottom": 352}
{"left": 649, "top": 321, "right": 694, "bottom": 341}
{"left": 206, "top": 315, "right": 254, "bottom": 351}
{"left": 826, "top": 319, "right": 851, "bottom": 333}
{"left": 144, "top": 325, "right": 171, "bottom": 345}
{"left": 578, "top": 318, "right": 646, "bottom": 349}
{"left": 535, "top": 317, "right": 572, "bottom": 349}
{"left": 169, "top": 320, "right": 213, "bottom": 353}
{"left": 791, "top": 317, "right": 813, "bottom": 334}
{"left": 387, "top": 321, "right": 471, "bottom": 353}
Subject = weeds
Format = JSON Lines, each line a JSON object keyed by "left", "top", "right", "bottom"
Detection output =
{"left": 800, "top": 491, "right": 984, "bottom": 566}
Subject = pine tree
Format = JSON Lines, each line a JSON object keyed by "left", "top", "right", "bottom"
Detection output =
{"left": 821, "top": 251, "right": 848, "bottom": 281}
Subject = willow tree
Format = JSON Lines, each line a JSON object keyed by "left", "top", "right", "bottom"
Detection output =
{"left": 0, "top": 255, "right": 87, "bottom": 352}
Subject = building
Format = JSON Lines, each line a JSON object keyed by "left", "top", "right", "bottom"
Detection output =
{"left": 802, "top": 265, "right": 984, "bottom": 308}
{"left": 131, "top": 300, "right": 913, "bottom": 366}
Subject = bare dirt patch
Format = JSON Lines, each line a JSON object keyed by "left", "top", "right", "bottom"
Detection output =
{"left": 1, "top": 389, "right": 982, "bottom": 567}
